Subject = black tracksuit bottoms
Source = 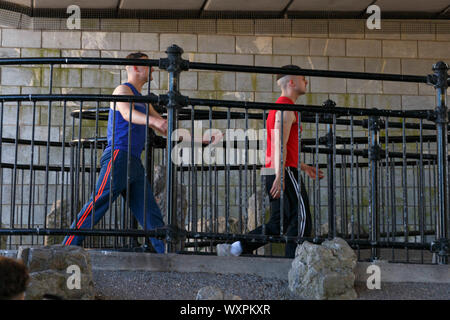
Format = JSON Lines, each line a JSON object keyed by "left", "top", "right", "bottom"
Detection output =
{"left": 241, "top": 167, "right": 312, "bottom": 258}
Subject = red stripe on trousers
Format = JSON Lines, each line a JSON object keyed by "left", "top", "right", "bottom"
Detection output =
{"left": 65, "top": 150, "right": 119, "bottom": 245}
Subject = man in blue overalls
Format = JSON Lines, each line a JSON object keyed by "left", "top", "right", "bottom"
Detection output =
{"left": 63, "top": 52, "right": 168, "bottom": 253}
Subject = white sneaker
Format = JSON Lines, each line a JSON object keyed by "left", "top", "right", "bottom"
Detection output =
{"left": 216, "top": 242, "right": 243, "bottom": 256}
{"left": 216, "top": 243, "right": 233, "bottom": 256}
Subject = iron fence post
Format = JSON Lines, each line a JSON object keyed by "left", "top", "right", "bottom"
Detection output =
{"left": 368, "top": 114, "right": 381, "bottom": 261}
{"left": 160, "top": 44, "right": 189, "bottom": 253}
{"left": 324, "top": 99, "right": 336, "bottom": 239}
{"left": 428, "top": 61, "right": 449, "bottom": 264}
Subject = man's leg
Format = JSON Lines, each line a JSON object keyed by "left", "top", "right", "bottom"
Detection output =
{"left": 284, "top": 167, "right": 312, "bottom": 257}
{"left": 239, "top": 174, "right": 286, "bottom": 255}
{"left": 128, "top": 159, "right": 165, "bottom": 254}
{"left": 63, "top": 150, "right": 123, "bottom": 246}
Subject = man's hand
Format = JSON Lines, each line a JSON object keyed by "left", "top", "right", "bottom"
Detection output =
{"left": 270, "top": 174, "right": 285, "bottom": 199}
{"left": 303, "top": 165, "right": 324, "bottom": 180}
{"left": 202, "top": 130, "right": 224, "bottom": 145}
{"left": 150, "top": 117, "right": 168, "bottom": 136}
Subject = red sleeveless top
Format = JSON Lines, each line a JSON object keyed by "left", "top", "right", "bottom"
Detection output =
{"left": 265, "top": 96, "right": 302, "bottom": 169}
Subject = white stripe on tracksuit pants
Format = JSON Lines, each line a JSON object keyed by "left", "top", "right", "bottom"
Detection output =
{"left": 240, "top": 166, "right": 312, "bottom": 258}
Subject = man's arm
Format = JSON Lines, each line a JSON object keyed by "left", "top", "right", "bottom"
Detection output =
{"left": 269, "top": 110, "right": 295, "bottom": 198}
{"left": 147, "top": 103, "right": 167, "bottom": 137}
{"left": 111, "top": 85, "right": 167, "bottom": 135}
{"left": 273, "top": 110, "right": 295, "bottom": 178}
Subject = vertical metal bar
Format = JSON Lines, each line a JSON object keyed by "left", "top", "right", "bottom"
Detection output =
{"left": 324, "top": 100, "right": 336, "bottom": 239}
{"left": 413, "top": 143, "right": 418, "bottom": 245}
{"left": 279, "top": 110, "right": 284, "bottom": 237}
{"left": 20, "top": 169, "right": 24, "bottom": 245}
{"left": 333, "top": 114, "right": 337, "bottom": 238}
{"left": 60, "top": 101, "right": 67, "bottom": 230}
{"left": 188, "top": 106, "right": 193, "bottom": 236}
{"left": 214, "top": 164, "right": 218, "bottom": 234}
{"left": 368, "top": 116, "right": 380, "bottom": 261}
{"left": 28, "top": 101, "right": 36, "bottom": 229}
{"left": 402, "top": 117, "right": 409, "bottom": 261}
{"left": 419, "top": 119, "right": 425, "bottom": 263}
{"left": 350, "top": 116, "right": 355, "bottom": 241}
{"left": 200, "top": 144, "right": 204, "bottom": 233}
{"left": 226, "top": 108, "right": 231, "bottom": 233}
{"left": 0, "top": 101, "right": 3, "bottom": 244}
{"left": 74, "top": 102, "right": 83, "bottom": 229}
{"left": 11, "top": 101, "right": 20, "bottom": 230}
{"left": 209, "top": 106, "right": 213, "bottom": 236}
{"left": 190, "top": 105, "right": 197, "bottom": 251}
{"left": 244, "top": 109, "right": 249, "bottom": 235}
{"left": 109, "top": 101, "right": 116, "bottom": 231}
{"left": 127, "top": 101, "right": 133, "bottom": 247}
{"left": 165, "top": 44, "right": 185, "bottom": 253}
{"left": 390, "top": 140, "right": 397, "bottom": 261}
{"left": 297, "top": 111, "right": 301, "bottom": 241}
{"left": 144, "top": 69, "right": 152, "bottom": 244}
{"left": 385, "top": 118, "right": 390, "bottom": 242}
{"left": 430, "top": 61, "right": 449, "bottom": 264}
{"left": 90, "top": 101, "right": 99, "bottom": 234}
{"left": 44, "top": 64, "right": 54, "bottom": 231}
{"left": 356, "top": 155, "right": 361, "bottom": 260}
{"left": 262, "top": 110, "right": 267, "bottom": 238}
{"left": 314, "top": 113, "right": 319, "bottom": 239}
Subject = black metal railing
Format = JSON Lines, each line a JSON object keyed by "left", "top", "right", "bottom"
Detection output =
{"left": 0, "top": 47, "right": 448, "bottom": 265}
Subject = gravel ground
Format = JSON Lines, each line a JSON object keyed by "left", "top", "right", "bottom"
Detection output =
{"left": 92, "top": 270, "right": 450, "bottom": 300}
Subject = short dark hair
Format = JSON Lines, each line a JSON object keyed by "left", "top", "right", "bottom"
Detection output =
{"left": 0, "top": 256, "right": 30, "bottom": 300}
{"left": 126, "top": 52, "right": 149, "bottom": 60}
{"left": 276, "top": 64, "right": 302, "bottom": 81}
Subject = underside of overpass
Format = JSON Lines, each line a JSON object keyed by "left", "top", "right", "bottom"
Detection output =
{"left": 0, "top": 0, "right": 449, "bottom": 19}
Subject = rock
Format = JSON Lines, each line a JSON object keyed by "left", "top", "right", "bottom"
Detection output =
{"left": 0, "top": 224, "right": 6, "bottom": 250}
{"left": 44, "top": 200, "right": 73, "bottom": 246}
{"left": 196, "top": 286, "right": 241, "bottom": 300}
{"left": 288, "top": 237, "right": 357, "bottom": 300}
{"left": 196, "top": 286, "right": 224, "bottom": 300}
{"left": 246, "top": 188, "right": 270, "bottom": 232}
{"left": 153, "top": 165, "right": 188, "bottom": 251}
{"left": 320, "top": 217, "right": 367, "bottom": 237}
{"left": 194, "top": 216, "right": 240, "bottom": 234}
{"left": 153, "top": 165, "right": 188, "bottom": 230}
{"left": 17, "top": 245, "right": 95, "bottom": 300}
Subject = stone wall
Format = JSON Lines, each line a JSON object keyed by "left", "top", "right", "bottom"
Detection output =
{"left": 0, "top": 17, "right": 448, "bottom": 247}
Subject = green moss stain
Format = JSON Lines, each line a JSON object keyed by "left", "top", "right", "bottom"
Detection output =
{"left": 216, "top": 90, "right": 224, "bottom": 100}
{"left": 305, "top": 93, "right": 313, "bottom": 105}
{"left": 213, "top": 73, "right": 220, "bottom": 91}
{"left": 31, "top": 67, "right": 42, "bottom": 86}
{"left": 251, "top": 74, "right": 257, "bottom": 91}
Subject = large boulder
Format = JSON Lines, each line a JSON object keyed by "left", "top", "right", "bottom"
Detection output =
{"left": 17, "top": 245, "right": 95, "bottom": 300}
{"left": 288, "top": 237, "right": 357, "bottom": 300}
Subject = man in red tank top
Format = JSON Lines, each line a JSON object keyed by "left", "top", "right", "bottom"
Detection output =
{"left": 218, "top": 65, "right": 324, "bottom": 258}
